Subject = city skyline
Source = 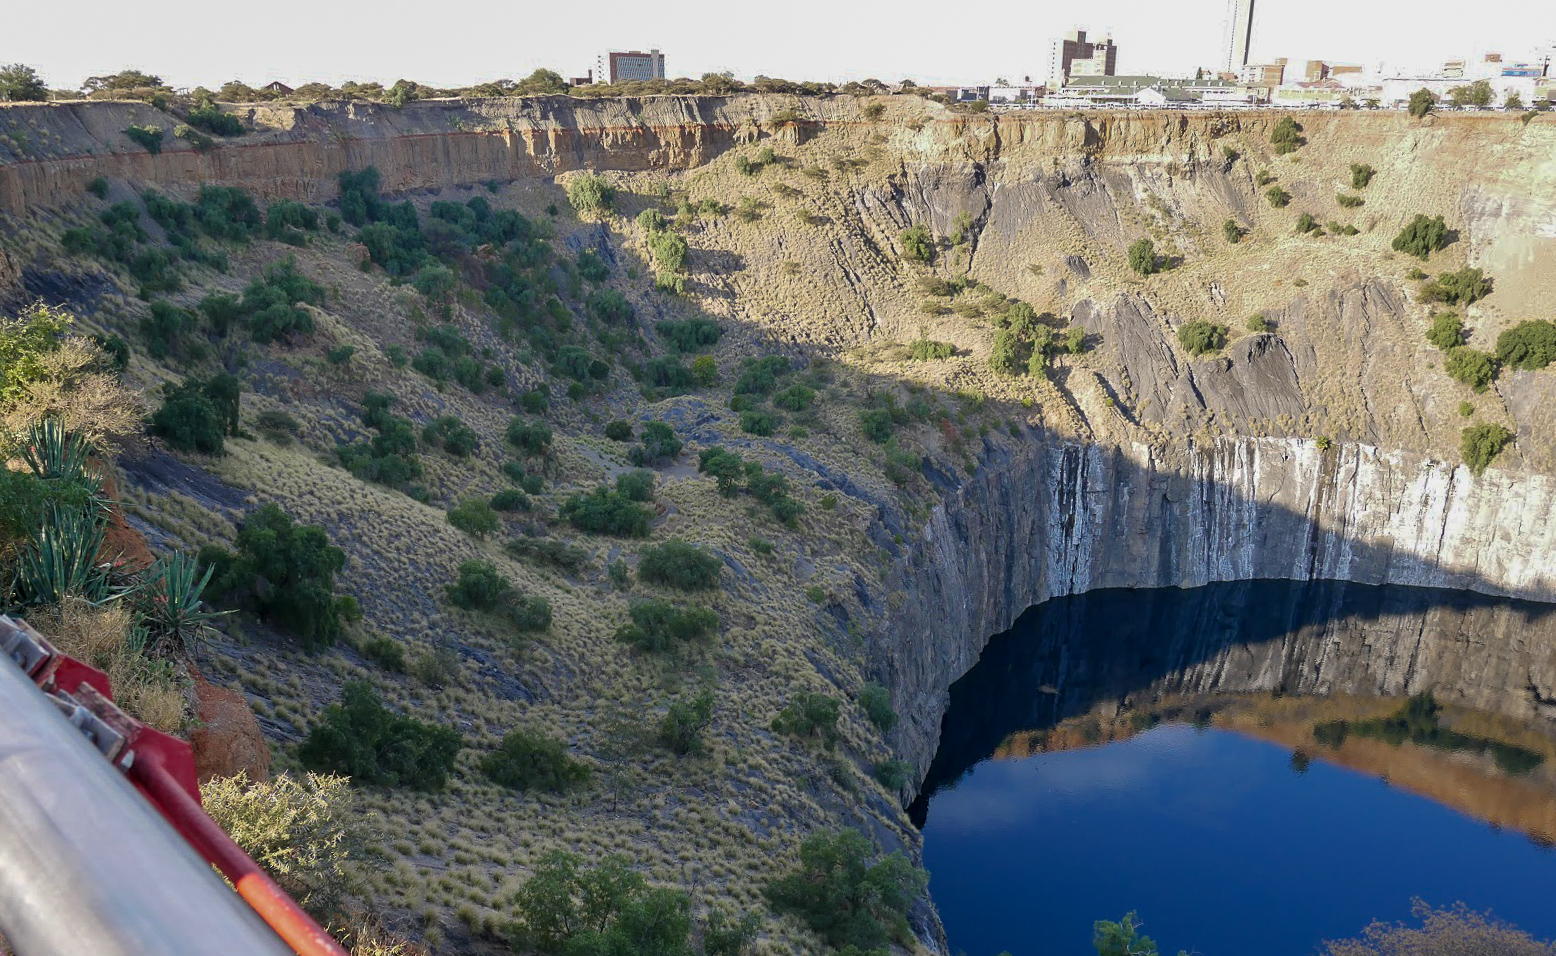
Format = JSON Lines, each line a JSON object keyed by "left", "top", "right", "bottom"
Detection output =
{"left": 2, "top": 0, "right": 1552, "bottom": 91}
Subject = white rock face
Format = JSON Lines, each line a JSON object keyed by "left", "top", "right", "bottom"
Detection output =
{"left": 881, "top": 437, "right": 1556, "bottom": 775}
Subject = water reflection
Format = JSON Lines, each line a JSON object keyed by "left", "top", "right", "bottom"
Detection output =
{"left": 915, "top": 580, "right": 1556, "bottom": 956}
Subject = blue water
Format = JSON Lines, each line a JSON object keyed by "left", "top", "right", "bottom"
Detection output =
{"left": 921, "top": 723, "right": 1556, "bottom": 956}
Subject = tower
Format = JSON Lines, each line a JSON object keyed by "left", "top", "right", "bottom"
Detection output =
{"left": 1224, "top": 0, "right": 1256, "bottom": 72}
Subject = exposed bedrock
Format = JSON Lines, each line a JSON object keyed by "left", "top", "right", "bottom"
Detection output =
{"left": 876, "top": 437, "right": 1556, "bottom": 782}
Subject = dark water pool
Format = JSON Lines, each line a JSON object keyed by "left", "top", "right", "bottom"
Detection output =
{"left": 914, "top": 581, "right": 1556, "bottom": 956}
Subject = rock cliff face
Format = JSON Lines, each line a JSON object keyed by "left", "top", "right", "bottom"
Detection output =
{"left": 878, "top": 437, "right": 1556, "bottom": 780}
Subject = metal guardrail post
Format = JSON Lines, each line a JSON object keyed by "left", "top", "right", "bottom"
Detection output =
{"left": 0, "top": 618, "right": 298, "bottom": 956}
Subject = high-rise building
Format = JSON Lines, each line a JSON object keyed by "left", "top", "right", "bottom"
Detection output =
{"left": 1048, "top": 29, "right": 1118, "bottom": 88}
{"left": 606, "top": 49, "right": 665, "bottom": 84}
{"left": 1223, "top": 0, "right": 1256, "bottom": 72}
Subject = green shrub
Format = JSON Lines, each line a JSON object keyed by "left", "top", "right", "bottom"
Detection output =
{"left": 859, "top": 682, "right": 897, "bottom": 733}
{"left": 480, "top": 729, "right": 590, "bottom": 792}
{"left": 1409, "top": 89, "right": 1437, "bottom": 118}
{"left": 1392, "top": 214, "right": 1450, "bottom": 260}
{"left": 1444, "top": 347, "right": 1498, "bottom": 392}
{"left": 874, "top": 759, "right": 913, "bottom": 791}
{"left": 648, "top": 230, "right": 689, "bottom": 274}
{"left": 87, "top": 177, "right": 110, "bottom": 199}
{"left": 566, "top": 174, "right": 615, "bottom": 216}
{"left": 615, "top": 600, "right": 719, "bottom": 652}
{"left": 510, "top": 852, "right": 694, "bottom": 956}
{"left": 1270, "top": 116, "right": 1304, "bottom": 154}
{"left": 628, "top": 420, "right": 682, "bottom": 466}
{"left": 1255, "top": 169, "right": 1275, "bottom": 187}
{"left": 586, "top": 288, "right": 634, "bottom": 324}
{"left": 1495, "top": 320, "right": 1556, "bottom": 370}
{"left": 656, "top": 317, "right": 722, "bottom": 353}
{"left": 739, "top": 409, "right": 778, "bottom": 436}
{"left": 504, "top": 537, "right": 590, "bottom": 573}
{"left": 491, "top": 488, "right": 530, "bottom": 512}
{"left": 1461, "top": 423, "right": 1512, "bottom": 476}
{"left": 575, "top": 248, "right": 609, "bottom": 281}
{"left": 254, "top": 409, "right": 299, "bottom": 444}
{"left": 1426, "top": 312, "right": 1464, "bottom": 350}
{"left": 605, "top": 420, "right": 634, "bottom": 441}
{"left": 898, "top": 224, "right": 933, "bottom": 262}
{"left": 764, "top": 829, "right": 926, "bottom": 952}
{"left": 659, "top": 690, "right": 715, "bottom": 755}
{"left": 186, "top": 102, "right": 245, "bottom": 137}
{"left": 771, "top": 692, "right": 841, "bottom": 747}
{"left": 1246, "top": 314, "right": 1272, "bottom": 333}
{"left": 298, "top": 681, "right": 462, "bottom": 790}
{"left": 518, "top": 386, "right": 550, "bottom": 414}
{"left": 862, "top": 102, "right": 886, "bottom": 121}
{"left": 859, "top": 407, "right": 894, "bottom": 443}
{"left": 445, "top": 559, "right": 552, "bottom": 631}
{"left": 1337, "top": 193, "right": 1364, "bottom": 208}
{"left": 772, "top": 383, "right": 815, "bottom": 412}
{"left": 908, "top": 337, "right": 954, "bottom": 360}
{"left": 446, "top": 498, "right": 501, "bottom": 539}
{"left": 561, "top": 487, "right": 653, "bottom": 537}
{"left": 1459, "top": 401, "right": 1476, "bottom": 417}
{"left": 615, "top": 469, "right": 656, "bottom": 502}
{"left": 422, "top": 415, "right": 478, "bottom": 457}
{"left": 1177, "top": 321, "right": 1228, "bottom": 356}
{"left": 1266, "top": 186, "right": 1292, "bottom": 208}
{"left": 1127, "top": 238, "right": 1158, "bottom": 275}
{"left": 124, "top": 124, "right": 165, "bottom": 154}
{"left": 207, "top": 503, "right": 351, "bottom": 650}
{"left": 360, "top": 635, "right": 406, "bottom": 672}
{"left": 733, "top": 355, "right": 791, "bottom": 396}
{"left": 1295, "top": 212, "right": 1319, "bottom": 233}
{"left": 637, "top": 538, "right": 722, "bottom": 590}
{"left": 174, "top": 125, "right": 214, "bottom": 153}
{"left": 506, "top": 418, "right": 553, "bottom": 456}
{"left": 150, "top": 377, "right": 236, "bottom": 455}
{"left": 1419, "top": 267, "right": 1492, "bottom": 306}
{"left": 1223, "top": 219, "right": 1243, "bottom": 243}
{"left": 139, "top": 299, "right": 197, "bottom": 358}
{"left": 1350, "top": 163, "right": 1376, "bottom": 189}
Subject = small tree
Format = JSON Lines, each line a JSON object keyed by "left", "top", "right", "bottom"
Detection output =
{"left": 1408, "top": 88, "right": 1437, "bottom": 119}
{"left": 898, "top": 224, "right": 933, "bottom": 262}
{"left": 566, "top": 174, "right": 616, "bottom": 216}
{"left": 1350, "top": 163, "right": 1376, "bottom": 189}
{"left": 1266, "top": 186, "right": 1292, "bottom": 208}
{"left": 1222, "top": 219, "right": 1243, "bottom": 244}
{"left": 480, "top": 729, "right": 590, "bottom": 792}
{"left": 0, "top": 64, "right": 48, "bottom": 102}
{"left": 298, "top": 682, "right": 462, "bottom": 790}
{"left": 1495, "top": 320, "right": 1556, "bottom": 370}
{"left": 1460, "top": 423, "right": 1512, "bottom": 476}
{"left": 658, "top": 690, "right": 715, "bottom": 756}
{"left": 638, "top": 538, "right": 722, "bottom": 590}
{"left": 1127, "top": 238, "right": 1158, "bottom": 275}
{"left": 859, "top": 682, "right": 897, "bottom": 733}
{"left": 211, "top": 503, "right": 353, "bottom": 650}
{"left": 1392, "top": 214, "right": 1450, "bottom": 260}
{"left": 1270, "top": 116, "right": 1304, "bottom": 154}
{"left": 1177, "top": 321, "right": 1228, "bottom": 356}
{"left": 1443, "top": 347, "right": 1497, "bottom": 392}
{"left": 764, "top": 830, "right": 926, "bottom": 952}
{"left": 1425, "top": 312, "right": 1464, "bottom": 350}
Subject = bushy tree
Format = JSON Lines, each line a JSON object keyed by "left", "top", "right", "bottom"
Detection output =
{"left": 446, "top": 497, "right": 501, "bottom": 539}
{"left": 1448, "top": 79, "right": 1493, "bottom": 108}
{"left": 637, "top": 538, "right": 722, "bottom": 590}
{"left": 764, "top": 830, "right": 926, "bottom": 953}
{"left": 1419, "top": 266, "right": 1491, "bottom": 306}
{"left": 511, "top": 852, "right": 696, "bottom": 956}
{"left": 898, "top": 224, "right": 933, "bottom": 262}
{"left": 1444, "top": 346, "right": 1498, "bottom": 392}
{"left": 1222, "top": 219, "right": 1243, "bottom": 243}
{"left": 567, "top": 175, "right": 616, "bottom": 216}
{"left": 658, "top": 690, "right": 715, "bottom": 756}
{"left": 1409, "top": 88, "right": 1437, "bottom": 118}
{"left": 771, "top": 692, "right": 841, "bottom": 747}
{"left": 506, "top": 418, "right": 553, "bottom": 456}
{"left": 0, "top": 64, "right": 48, "bottom": 102}
{"left": 1177, "top": 321, "right": 1228, "bottom": 357}
{"left": 1127, "top": 238, "right": 1158, "bottom": 275}
{"left": 656, "top": 317, "right": 722, "bottom": 353}
{"left": 298, "top": 681, "right": 462, "bottom": 790}
{"left": 209, "top": 502, "right": 352, "bottom": 650}
{"left": 561, "top": 487, "right": 654, "bottom": 537}
{"left": 480, "top": 729, "right": 590, "bottom": 792}
{"left": 1266, "top": 186, "right": 1292, "bottom": 208}
{"left": 1392, "top": 214, "right": 1450, "bottom": 260}
{"left": 1270, "top": 116, "right": 1304, "bottom": 154}
{"left": 615, "top": 600, "right": 719, "bottom": 652}
{"left": 1460, "top": 423, "right": 1512, "bottom": 476}
{"left": 1350, "top": 163, "right": 1376, "bottom": 189}
{"left": 1425, "top": 312, "right": 1465, "bottom": 350}
{"left": 629, "top": 420, "right": 682, "bottom": 466}
{"left": 150, "top": 376, "right": 240, "bottom": 455}
{"left": 1496, "top": 320, "right": 1556, "bottom": 370}
{"left": 859, "top": 682, "right": 897, "bottom": 733}
{"left": 445, "top": 560, "right": 551, "bottom": 632}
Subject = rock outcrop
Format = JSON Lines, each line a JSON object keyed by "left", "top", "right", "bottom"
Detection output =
{"left": 879, "top": 437, "right": 1556, "bottom": 782}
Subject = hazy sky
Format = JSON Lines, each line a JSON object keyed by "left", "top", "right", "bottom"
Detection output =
{"left": 4, "top": 0, "right": 1553, "bottom": 91}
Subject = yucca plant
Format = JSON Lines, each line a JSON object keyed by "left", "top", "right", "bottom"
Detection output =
{"left": 20, "top": 419, "right": 101, "bottom": 488}
{"left": 11, "top": 502, "right": 113, "bottom": 606}
{"left": 131, "top": 551, "right": 225, "bottom": 658}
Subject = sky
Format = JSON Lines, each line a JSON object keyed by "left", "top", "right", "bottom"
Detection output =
{"left": 4, "top": 0, "right": 1554, "bottom": 92}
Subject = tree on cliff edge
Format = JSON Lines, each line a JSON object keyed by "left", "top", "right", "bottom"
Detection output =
{"left": 0, "top": 64, "right": 48, "bottom": 102}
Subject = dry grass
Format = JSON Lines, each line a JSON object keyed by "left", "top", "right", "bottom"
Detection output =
{"left": 39, "top": 599, "right": 187, "bottom": 732}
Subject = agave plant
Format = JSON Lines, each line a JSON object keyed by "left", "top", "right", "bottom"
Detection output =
{"left": 11, "top": 501, "right": 114, "bottom": 607}
{"left": 131, "top": 551, "right": 227, "bottom": 658}
{"left": 20, "top": 418, "right": 101, "bottom": 488}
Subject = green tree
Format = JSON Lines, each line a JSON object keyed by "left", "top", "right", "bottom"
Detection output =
{"left": 1496, "top": 320, "right": 1556, "bottom": 370}
{"left": 1177, "top": 321, "right": 1228, "bottom": 356}
{"left": 213, "top": 502, "right": 352, "bottom": 650}
{"left": 1127, "top": 238, "right": 1158, "bottom": 275}
{"left": 771, "top": 692, "right": 842, "bottom": 747}
{"left": 446, "top": 497, "right": 500, "bottom": 539}
{"left": 1266, "top": 186, "right": 1292, "bottom": 208}
{"left": 1350, "top": 163, "right": 1376, "bottom": 189}
{"left": 567, "top": 175, "right": 616, "bottom": 216}
{"left": 480, "top": 729, "right": 590, "bottom": 792}
{"left": 1443, "top": 346, "right": 1497, "bottom": 392}
{"left": 1222, "top": 219, "right": 1243, "bottom": 243}
{"left": 298, "top": 681, "right": 462, "bottom": 790}
{"left": 1460, "top": 423, "right": 1512, "bottom": 476}
{"left": 764, "top": 830, "right": 926, "bottom": 953}
{"left": 989, "top": 328, "right": 1022, "bottom": 375}
{"left": 1094, "top": 912, "right": 1172, "bottom": 956}
{"left": 1426, "top": 312, "right": 1464, "bottom": 350}
{"left": 1392, "top": 214, "right": 1450, "bottom": 260}
{"left": 898, "top": 224, "right": 933, "bottom": 262}
{"left": 1270, "top": 116, "right": 1305, "bottom": 154}
{"left": 637, "top": 538, "right": 722, "bottom": 590}
{"left": 658, "top": 689, "right": 715, "bottom": 755}
{"left": 858, "top": 682, "right": 897, "bottom": 733}
{"left": 0, "top": 64, "right": 48, "bottom": 102}
{"left": 1409, "top": 88, "right": 1437, "bottom": 118}
{"left": 1448, "top": 79, "right": 1493, "bottom": 108}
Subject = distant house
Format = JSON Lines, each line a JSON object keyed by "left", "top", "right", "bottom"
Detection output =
{"left": 263, "top": 81, "right": 294, "bottom": 96}
{"left": 1047, "top": 75, "right": 1261, "bottom": 108}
